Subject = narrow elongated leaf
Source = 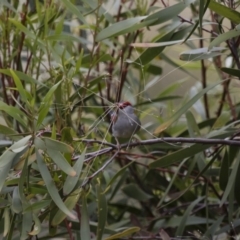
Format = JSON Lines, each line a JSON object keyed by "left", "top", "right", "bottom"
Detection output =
{"left": 0, "top": 124, "right": 17, "bottom": 136}
{"left": 10, "top": 69, "right": 28, "bottom": 103}
{"left": 105, "top": 227, "right": 140, "bottom": 240}
{"left": 51, "top": 188, "right": 82, "bottom": 226}
{"left": 3, "top": 208, "right": 10, "bottom": 237}
{"left": 63, "top": 149, "right": 85, "bottom": 195}
{"left": 212, "top": 112, "right": 229, "bottom": 130}
{"left": 96, "top": 17, "right": 156, "bottom": 41}
{"left": 0, "top": 135, "right": 31, "bottom": 168}
{"left": 81, "top": 0, "right": 114, "bottom": 22}
{"left": 9, "top": 18, "right": 37, "bottom": 39}
{"left": 10, "top": 135, "right": 32, "bottom": 152}
{"left": 221, "top": 67, "right": 240, "bottom": 77}
{"left": 34, "top": 137, "right": 73, "bottom": 153}
{"left": 0, "top": 155, "right": 15, "bottom": 192}
{"left": 20, "top": 212, "right": 32, "bottom": 239}
{"left": 0, "top": 101, "right": 27, "bottom": 128}
{"left": 149, "top": 130, "right": 235, "bottom": 169}
{"left": 209, "top": 29, "right": 240, "bottom": 49}
{"left": 0, "top": 69, "right": 46, "bottom": 86}
{"left": 37, "top": 81, "right": 62, "bottom": 128}
{"left": 96, "top": 181, "right": 107, "bottom": 240}
{"left": 159, "top": 229, "right": 171, "bottom": 240}
{"left": 157, "top": 158, "right": 188, "bottom": 207}
{"left": 36, "top": 150, "right": 76, "bottom": 220}
{"left": 219, "top": 148, "right": 229, "bottom": 191}
{"left": 104, "top": 161, "right": 133, "bottom": 194}
{"left": 145, "top": 0, "right": 196, "bottom": 25}
{"left": 61, "top": 0, "right": 87, "bottom": 24}
{"left": 24, "top": 200, "right": 51, "bottom": 213}
{"left": 175, "top": 197, "right": 204, "bottom": 236}
{"left": 28, "top": 214, "right": 41, "bottom": 235}
{"left": 12, "top": 187, "right": 22, "bottom": 213}
{"left": 131, "top": 39, "right": 185, "bottom": 48}
{"left": 207, "top": 0, "right": 240, "bottom": 24}
{"left": 204, "top": 216, "right": 224, "bottom": 237}
{"left": 46, "top": 149, "right": 76, "bottom": 176}
{"left": 179, "top": 47, "right": 225, "bottom": 61}
{"left": 135, "top": 29, "right": 175, "bottom": 65}
{"left": 122, "top": 183, "right": 152, "bottom": 201}
{"left": 46, "top": 33, "right": 84, "bottom": 42}
{"left": 154, "top": 80, "right": 225, "bottom": 135}
{"left": 220, "top": 150, "right": 240, "bottom": 206}
{"left": 234, "top": 157, "right": 240, "bottom": 205}
{"left": 81, "top": 193, "right": 91, "bottom": 240}
{"left": 149, "top": 143, "right": 208, "bottom": 168}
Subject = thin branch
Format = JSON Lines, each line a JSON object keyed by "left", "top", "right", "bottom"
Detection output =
{"left": 81, "top": 150, "right": 119, "bottom": 186}
{"left": 82, "top": 137, "right": 240, "bottom": 150}
{"left": 199, "top": 37, "right": 209, "bottom": 119}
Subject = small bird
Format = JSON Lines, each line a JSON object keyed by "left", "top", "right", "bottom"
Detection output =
{"left": 111, "top": 101, "right": 141, "bottom": 148}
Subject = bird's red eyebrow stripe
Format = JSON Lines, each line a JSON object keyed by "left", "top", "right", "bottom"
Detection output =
{"left": 117, "top": 101, "right": 132, "bottom": 109}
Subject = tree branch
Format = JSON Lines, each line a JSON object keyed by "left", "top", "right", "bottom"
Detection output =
{"left": 82, "top": 136, "right": 240, "bottom": 150}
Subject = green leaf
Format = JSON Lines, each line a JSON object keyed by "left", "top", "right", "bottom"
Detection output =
{"left": 36, "top": 150, "right": 76, "bottom": 220}
{"left": 105, "top": 227, "right": 140, "bottom": 240}
{"left": 135, "top": 29, "right": 175, "bottom": 65}
{"left": 24, "top": 200, "right": 51, "bottom": 213}
{"left": 122, "top": 183, "right": 152, "bottom": 201}
{"left": 63, "top": 149, "right": 85, "bottom": 195}
{"left": 207, "top": 0, "right": 240, "bottom": 24}
{"left": 37, "top": 80, "right": 62, "bottom": 128}
{"left": 149, "top": 143, "right": 208, "bottom": 168}
{"left": 9, "top": 18, "right": 44, "bottom": 46}
{"left": 204, "top": 216, "right": 225, "bottom": 237}
{"left": 96, "top": 16, "right": 155, "bottom": 41}
{"left": 0, "top": 155, "right": 15, "bottom": 192}
{"left": 221, "top": 67, "right": 240, "bottom": 77}
{"left": 34, "top": 137, "right": 73, "bottom": 153}
{"left": 220, "top": 150, "right": 240, "bottom": 206}
{"left": 175, "top": 197, "right": 204, "bottom": 236}
{"left": 235, "top": 156, "right": 240, "bottom": 205}
{"left": 219, "top": 148, "right": 229, "bottom": 191}
{"left": 46, "top": 33, "right": 84, "bottom": 42}
{"left": 3, "top": 208, "right": 10, "bottom": 237}
{"left": 20, "top": 212, "right": 32, "bottom": 240}
{"left": 212, "top": 111, "right": 229, "bottom": 129}
{"left": 96, "top": 181, "right": 107, "bottom": 240}
{"left": 51, "top": 188, "right": 82, "bottom": 226}
{"left": 0, "top": 101, "right": 27, "bottom": 128}
{"left": 12, "top": 187, "right": 22, "bottom": 213}
{"left": 46, "top": 149, "right": 76, "bottom": 176}
{"left": 0, "top": 124, "right": 17, "bottom": 136}
{"left": 61, "top": 0, "right": 87, "bottom": 24}
{"left": 154, "top": 80, "right": 225, "bottom": 135}
{"left": 0, "top": 69, "right": 46, "bottom": 86}
{"left": 0, "top": 135, "right": 31, "bottom": 168}
{"left": 157, "top": 158, "right": 189, "bottom": 207}
{"left": 209, "top": 29, "right": 240, "bottom": 49}
{"left": 200, "top": 0, "right": 211, "bottom": 31}
{"left": 28, "top": 214, "right": 41, "bottom": 236}
{"left": 149, "top": 130, "right": 235, "bottom": 168}
{"left": 145, "top": 0, "right": 196, "bottom": 25}
{"left": 179, "top": 47, "right": 225, "bottom": 61}
{"left": 9, "top": 69, "right": 28, "bottom": 103}
{"left": 104, "top": 161, "right": 133, "bottom": 194}
{"left": 81, "top": 193, "right": 91, "bottom": 240}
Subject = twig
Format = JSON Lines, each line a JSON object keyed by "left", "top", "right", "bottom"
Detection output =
{"left": 81, "top": 137, "right": 240, "bottom": 149}
{"left": 81, "top": 150, "right": 119, "bottom": 186}
{"left": 199, "top": 36, "right": 209, "bottom": 119}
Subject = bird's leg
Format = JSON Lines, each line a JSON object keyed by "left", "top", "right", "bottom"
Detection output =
{"left": 115, "top": 137, "right": 120, "bottom": 151}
